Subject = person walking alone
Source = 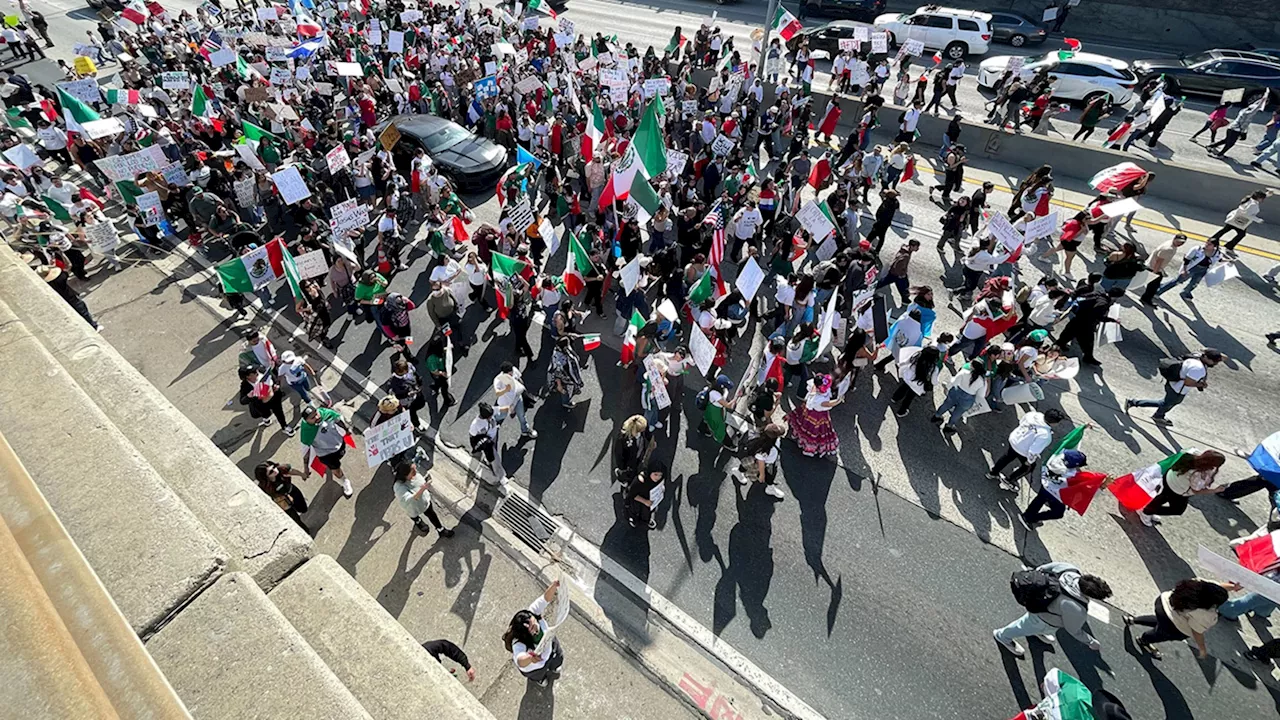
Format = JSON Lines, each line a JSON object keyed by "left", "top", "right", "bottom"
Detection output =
{"left": 1210, "top": 190, "right": 1270, "bottom": 254}
{"left": 1125, "top": 348, "right": 1225, "bottom": 427}
{"left": 503, "top": 580, "right": 566, "bottom": 688}
{"left": 994, "top": 562, "right": 1113, "bottom": 659}
{"left": 1125, "top": 578, "right": 1235, "bottom": 659}
{"left": 393, "top": 462, "right": 455, "bottom": 537}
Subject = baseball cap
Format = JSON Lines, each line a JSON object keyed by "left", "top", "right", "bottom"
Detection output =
{"left": 1062, "top": 449, "right": 1087, "bottom": 469}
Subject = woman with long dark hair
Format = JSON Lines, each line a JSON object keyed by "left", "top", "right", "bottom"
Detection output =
{"left": 931, "top": 357, "right": 987, "bottom": 434}
{"left": 627, "top": 461, "right": 668, "bottom": 530}
{"left": 890, "top": 345, "right": 941, "bottom": 417}
{"left": 503, "top": 580, "right": 565, "bottom": 687}
{"left": 1135, "top": 449, "right": 1226, "bottom": 527}
{"left": 1125, "top": 578, "right": 1236, "bottom": 659}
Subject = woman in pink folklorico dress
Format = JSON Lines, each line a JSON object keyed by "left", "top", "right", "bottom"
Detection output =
{"left": 787, "top": 373, "right": 843, "bottom": 458}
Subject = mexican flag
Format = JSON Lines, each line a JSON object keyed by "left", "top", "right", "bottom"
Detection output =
{"left": 807, "top": 155, "right": 831, "bottom": 189}
{"left": 628, "top": 173, "right": 662, "bottom": 223}
{"left": 582, "top": 100, "right": 606, "bottom": 161}
{"left": 57, "top": 87, "right": 100, "bottom": 134}
{"left": 688, "top": 268, "right": 715, "bottom": 307}
{"left": 242, "top": 119, "right": 279, "bottom": 141}
{"left": 1011, "top": 668, "right": 1094, "bottom": 720}
{"left": 236, "top": 56, "right": 263, "bottom": 81}
{"left": 770, "top": 6, "right": 802, "bottom": 42}
{"left": 105, "top": 88, "right": 142, "bottom": 105}
{"left": 664, "top": 29, "right": 687, "bottom": 54}
{"left": 1234, "top": 531, "right": 1280, "bottom": 574}
{"left": 449, "top": 215, "right": 469, "bottom": 243}
{"left": 901, "top": 155, "right": 916, "bottom": 182}
{"left": 190, "top": 85, "right": 213, "bottom": 117}
{"left": 43, "top": 196, "right": 72, "bottom": 222}
{"left": 1102, "top": 121, "right": 1132, "bottom": 149}
{"left": 216, "top": 238, "right": 303, "bottom": 297}
{"left": 703, "top": 388, "right": 728, "bottom": 443}
{"left": 619, "top": 309, "right": 645, "bottom": 366}
{"left": 5, "top": 107, "right": 31, "bottom": 130}
{"left": 632, "top": 99, "right": 667, "bottom": 179}
{"left": 121, "top": 0, "right": 149, "bottom": 25}
{"left": 527, "top": 0, "right": 557, "bottom": 18}
{"left": 814, "top": 103, "right": 841, "bottom": 137}
{"left": 598, "top": 142, "right": 641, "bottom": 209}
{"left": 1044, "top": 426, "right": 1107, "bottom": 515}
{"left": 490, "top": 251, "right": 527, "bottom": 320}
{"left": 562, "top": 232, "right": 594, "bottom": 296}
{"left": 1108, "top": 451, "right": 1184, "bottom": 511}
{"left": 300, "top": 410, "right": 356, "bottom": 475}
{"left": 582, "top": 333, "right": 601, "bottom": 351}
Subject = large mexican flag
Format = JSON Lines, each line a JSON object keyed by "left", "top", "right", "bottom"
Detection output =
{"left": 216, "top": 238, "right": 302, "bottom": 298}
{"left": 1012, "top": 668, "right": 1094, "bottom": 720}
{"left": 491, "top": 251, "right": 528, "bottom": 320}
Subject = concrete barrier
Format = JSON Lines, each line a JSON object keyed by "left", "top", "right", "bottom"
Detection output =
{"left": 0, "top": 246, "right": 313, "bottom": 589}
{"left": 146, "top": 572, "right": 374, "bottom": 720}
{"left": 270, "top": 555, "right": 496, "bottom": 720}
{"left": 681, "top": 68, "right": 1280, "bottom": 224}
{"left": 0, "top": 299, "right": 227, "bottom": 636}
{"left": 0, "top": 433, "right": 191, "bottom": 720}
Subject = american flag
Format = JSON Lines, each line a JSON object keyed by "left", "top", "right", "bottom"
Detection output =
{"left": 201, "top": 30, "right": 224, "bottom": 53}
{"left": 703, "top": 200, "right": 726, "bottom": 269}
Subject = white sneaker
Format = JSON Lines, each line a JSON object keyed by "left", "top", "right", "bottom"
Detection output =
{"left": 258, "top": 418, "right": 274, "bottom": 427}
{"left": 731, "top": 467, "right": 748, "bottom": 486}
{"left": 342, "top": 479, "right": 354, "bottom": 498}
{"left": 1137, "top": 511, "right": 1154, "bottom": 527}
{"left": 993, "top": 630, "right": 1025, "bottom": 658}
{"left": 652, "top": 421, "right": 664, "bottom": 430}
{"left": 765, "top": 485, "right": 786, "bottom": 500}
{"left": 1039, "top": 634, "right": 1057, "bottom": 644}
{"left": 281, "top": 426, "right": 295, "bottom": 437}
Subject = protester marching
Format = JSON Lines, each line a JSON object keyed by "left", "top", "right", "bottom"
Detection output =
{"left": 2, "top": 0, "right": 1279, "bottom": 715}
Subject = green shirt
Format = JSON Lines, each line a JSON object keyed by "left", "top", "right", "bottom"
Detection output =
{"left": 424, "top": 354, "right": 446, "bottom": 375}
{"left": 354, "top": 274, "right": 388, "bottom": 302}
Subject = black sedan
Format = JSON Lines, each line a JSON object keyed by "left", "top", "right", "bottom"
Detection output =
{"left": 786, "top": 20, "right": 880, "bottom": 56}
{"left": 985, "top": 10, "right": 1047, "bottom": 47}
{"left": 796, "top": 0, "right": 885, "bottom": 22}
{"left": 380, "top": 115, "right": 508, "bottom": 191}
{"left": 1132, "top": 50, "right": 1280, "bottom": 102}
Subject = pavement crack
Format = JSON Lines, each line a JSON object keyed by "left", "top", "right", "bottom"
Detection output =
{"left": 243, "top": 527, "right": 288, "bottom": 561}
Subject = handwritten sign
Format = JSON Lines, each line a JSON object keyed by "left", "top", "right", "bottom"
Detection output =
{"left": 294, "top": 249, "right": 329, "bottom": 280}
{"left": 57, "top": 78, "right": 101, "bottom": 104}
{"left": 903, "top": 39, "right": 925, "bottom": 56}
{"left": 839, "top": 39, "right": 859, "bottom": 52}
{"left": 1023, "top": 211, "right": 1059, "bottom": 241}
{"left": 710, "top": 134, "right": 735, "bottom": 156}
{"left": 665, "top": 149, "right": 688, "bottom": 177}
{"left": 271, "top": 166, "right": 312, "bottom": 205}
{"left": 871, "top": 33, "right": 888, "bottom": 54}
{"left": 160, "top": 71, "right": 190, "bottom": 89}
{"left": 137, "top": 191, "right": 164, "bottom": 226}
{"left": 378, "top": 123, "right": 401, "bottom": 151}
{"left": 796, "top": 199, "right": 835, "bottom": 241}
{"left": 325, "top": 144, "right": 351, "bottom": 173}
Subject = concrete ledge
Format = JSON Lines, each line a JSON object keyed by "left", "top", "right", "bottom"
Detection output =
{"left": 269, "top": 555, "right": 495, "bottom": 720}
{"left": 0, "top": 246, "right": 313, "bottom": 588}
{"left": 145, "top": 572, "right": 373, "bottom": 720}
{"left": 0, "top": 300, "right": 227, "bottom": 636}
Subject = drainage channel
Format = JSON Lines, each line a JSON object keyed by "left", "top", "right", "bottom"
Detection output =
{"left": 493, "top": 491, "right": 562, "bottom": 555}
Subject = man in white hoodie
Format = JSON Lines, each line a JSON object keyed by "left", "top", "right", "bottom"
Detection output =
{"left": 986, "top": 408, "right": 1065, "bottom": 492}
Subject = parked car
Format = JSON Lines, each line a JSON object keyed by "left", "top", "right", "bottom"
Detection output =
{"left": 1132, "top": 50, "right": 1280, "bottom": 102}
{"left": 86, "top": 0, "right": 126, "bottom": 10}
{"left": 797, "top": 0, "right": 886, "bottom": 22}
{"left": 977, "top": 51, "right": 1138, "bottom": 105}
{"left": 380, "top": 115, "right": 508, "bottom": 191}
{"left": 1231, "top": 43, "right": 1280, "bottom": 62}
{"left": 874, "top": 5, "right": 992, "bottom": 60}
{"left": 786, "top": 20, "right": 880, "bottom": 57}
{"left": 984, "top": 10, "right": 1047, "bottom": 47}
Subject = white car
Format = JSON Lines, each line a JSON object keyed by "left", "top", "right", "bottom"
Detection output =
{"left": 977, "top": 52, "right": 1139, "bottom": 105}
{"left": 873, "top": 6, "right": 992, "bottom": 60}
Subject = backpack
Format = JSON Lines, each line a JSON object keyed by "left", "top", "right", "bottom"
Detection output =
{"left": 695, "top": 386, "right": 711, "bottom": 410}
{"left": 1010, "top": 568, "right": 1063, "bottom": 613}
{"left": 1158, "top": 356, "right": 1187, "bottom": 383}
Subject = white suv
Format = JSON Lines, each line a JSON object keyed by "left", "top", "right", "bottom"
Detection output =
{"left": 874, "top": 5, "right": 993, "bottom": 60}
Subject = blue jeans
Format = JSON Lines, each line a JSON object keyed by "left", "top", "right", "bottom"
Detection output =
{"left": 1098, "top": 277, "right": 1131, "bottom": 293}
{"left": 995, "top": 611, "right": 1058, "bottom": 643}
{"left": 1257, "top": 140, "right": 1280, "bottom": 169}
{"left": 288, "top": 377, "right": 312, "bottom": 404}
{"left": 953, "top": 334, "right": 986, "bottom": 361}
{"left": 497, "top": 397, "right": 531, "bottom": 435}
{"left": 1219, "top": 592, "right": 1277, "bottom": 620}
{"left": 933, "top": 385, "right": 977, "bottom": 427}
{"left": 1130, "top": 382, "right": 1186, "bottom": 420}
{"left": 938, "top": 133, "right": 952, "bottom": 160}
{"left": 1155, "top": 267, "right": 1207, "bottom": 298}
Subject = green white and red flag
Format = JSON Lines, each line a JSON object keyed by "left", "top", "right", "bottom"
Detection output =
{"left": 1108, "top": 451, "right": 1185, "bottom": 511}
{"left": 770, "top": 6, "right": 802, "bottom": 42}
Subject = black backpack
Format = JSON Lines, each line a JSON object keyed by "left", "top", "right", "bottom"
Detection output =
{"left": 1010, "top": 568, "right": 1063, "bottom": 613}
{"left": 1158, "top": 356, "right": 1188, "bottom": 383}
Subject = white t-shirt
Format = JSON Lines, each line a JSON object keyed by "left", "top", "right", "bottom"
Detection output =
{"left": 775, "top": 281, "right": 796, "bottom": 307}
{"left": 1172, "top": 358, "right": 1206, "bottom": 395}
{"left": 494, "top": 370, "right": 525, "bottom": 408}
{"left": 279, "top": 361, "right": 308, "bottom": 386}
{"left": 755, "top": 445, "right": 779, "bottom": 464}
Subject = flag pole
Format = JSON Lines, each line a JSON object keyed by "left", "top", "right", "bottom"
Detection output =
{"left": 759, "top": 0, "right": 780, "bottom": 76}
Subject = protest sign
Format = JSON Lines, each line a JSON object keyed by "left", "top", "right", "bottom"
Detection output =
{"left": 735, "top": 256, "right": 765, "bottom": 301}
{"left": 57, "top": 78, "right": 101, "bottom": 103}
{"left": 388, "top": 30, "right": 404, "bottom": 53}
{"left": 84, "top": 222, "right": 119, "bottom": 254}
{"left": 364, "top": 411, "right": 416, "bottom": 467}
{"left": 871, "top": 33, "right": 888, "bottom": 54}
{"left": 1022, "top": 211, "right": 1059, "bottom": 241}
{"left": 665, "top": 149, "right": 688, "bottom": 176}
{"left": 294, "top": 249, "right": 329, "bottom": 280}
{"left": 710, "top": 134, "right": 735, "bottom": 155}
{"left": 689, "top": 324, "right": 717, "bottom": 377}
{"left": 271, "top": 166, "right": 312, "bottom": 205}
{"left": 903, "top": 39, "right": 924, "bottom": 56}
{"left": 325, "top": 144, "right": 351, "bottom": 174}
{"left": 379, "top": 123, "right": 401, "bottom": 151}
{"left": 796, "top": 199, "right": 835, "bottom": 241}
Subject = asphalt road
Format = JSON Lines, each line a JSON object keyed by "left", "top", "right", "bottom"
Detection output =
{"left": 22, "top": 0, "right": 1280, "bottom": 716}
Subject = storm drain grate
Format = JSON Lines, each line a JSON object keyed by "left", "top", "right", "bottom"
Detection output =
{"left": 494, "top": 492, "right": 560, "bottom": 554}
